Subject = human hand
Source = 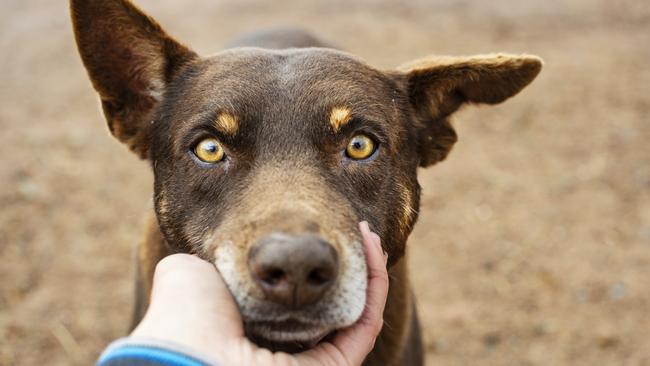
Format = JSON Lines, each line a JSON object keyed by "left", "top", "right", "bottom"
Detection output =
{"left": 130, "top": 221, "right": 389, "bottom": 366}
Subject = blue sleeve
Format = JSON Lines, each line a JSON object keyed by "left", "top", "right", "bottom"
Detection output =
{"left": 97, "top": 338, "right": 219, "bottom": 366}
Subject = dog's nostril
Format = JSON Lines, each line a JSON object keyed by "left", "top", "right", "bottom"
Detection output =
{"left": 307, "top": 267, "right": 333, "bottom": 286}
{"left": 262, "top": 268, "right": 286, "bottom": 285}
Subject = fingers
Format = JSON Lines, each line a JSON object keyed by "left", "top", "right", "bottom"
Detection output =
{"left": 357, "top": 221, "right": 389, "bottom": 331}
{"left": 130, "top": 254, "right": 245, "bottom": 362}
{"left": 298, "top": 221, "right": 389, "bottom": 366}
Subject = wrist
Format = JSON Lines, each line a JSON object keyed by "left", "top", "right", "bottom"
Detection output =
{"left": 98, "top": 337, "right": 221, "bottom": 366}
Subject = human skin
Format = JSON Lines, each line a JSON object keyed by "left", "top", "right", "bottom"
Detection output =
{"left": 130, "top": 221, "right": 388, "bottom": 366}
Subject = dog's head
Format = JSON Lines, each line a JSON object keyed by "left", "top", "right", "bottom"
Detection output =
{"left": 71, "top": 0, "right": 541, "bottom": 350}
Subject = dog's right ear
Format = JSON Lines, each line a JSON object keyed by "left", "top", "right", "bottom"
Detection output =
{"left": 70, "top": 0, "right": 197, "bottom": 158}
{"left": 394, "top": 54, "right": 542, "bottom": 167}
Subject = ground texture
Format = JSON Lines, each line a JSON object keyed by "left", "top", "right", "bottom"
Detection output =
{"left": 1, "top": 0, "right": 649, "bottom": 365}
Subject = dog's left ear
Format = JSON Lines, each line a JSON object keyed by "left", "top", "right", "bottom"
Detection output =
{"left": 395, "top": 54, "right": 542, "bottom": 166}
{"left": 70, "top": 0, "right": 197, "bottom": 158}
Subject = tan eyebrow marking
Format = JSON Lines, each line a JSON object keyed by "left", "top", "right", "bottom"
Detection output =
{"left": 329, "top": 106, "right": 352, "bottom": 132}
{"left": 214, "top": 112, "right": 239, "bottom": 135}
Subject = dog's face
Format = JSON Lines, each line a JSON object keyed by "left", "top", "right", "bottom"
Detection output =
{"left": 151, "top": 48, "right": 419, "bottom": 346}
{"left": 71, "top": 0, "right": 541, "bottom": 350}
{"left": 150, "top": 48, "right": 423, "bottom": 344}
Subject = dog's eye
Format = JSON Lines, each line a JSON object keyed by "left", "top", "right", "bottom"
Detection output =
{"left": 346, "top": 134, "right": 376, "bottom": 160}
{"left": 193, "top": 138, "right": 225, "bottom": 163}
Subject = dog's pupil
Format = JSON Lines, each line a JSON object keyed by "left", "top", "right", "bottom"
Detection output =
{"left": 353, "top": 141, "right": 363, "bottom": 150}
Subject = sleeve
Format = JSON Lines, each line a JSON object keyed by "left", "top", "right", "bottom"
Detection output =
{"left": 97, "top": 338, "right": 220, "bottom": 366}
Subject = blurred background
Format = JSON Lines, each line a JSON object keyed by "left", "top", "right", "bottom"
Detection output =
{"left": 1, "top": 0, "right": 649, "bottom": 365}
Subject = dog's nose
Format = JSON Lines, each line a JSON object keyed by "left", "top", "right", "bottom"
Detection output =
{"left": 248, "top": 233, "right": 338, "bottom": 309}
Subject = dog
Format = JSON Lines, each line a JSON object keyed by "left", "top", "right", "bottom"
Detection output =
{"left": 70, "top": 0, "right": 542, "bottom": 364}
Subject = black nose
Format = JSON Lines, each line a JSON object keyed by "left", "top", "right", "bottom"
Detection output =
{"left": 248, "top": 233, "right": 339, "bottom": 309}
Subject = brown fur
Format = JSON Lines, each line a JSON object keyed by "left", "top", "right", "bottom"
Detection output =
{"left": 396, "top": 54, "right": 543, "bottom": 166}
{"left": 70, "top": 1, "right": 542, "bottom": 364}
{"left": 131, "top": 213, "right": 171, "bottom": 328}
{"left": 70, "top": 0, "right": 196, "bottom": 158}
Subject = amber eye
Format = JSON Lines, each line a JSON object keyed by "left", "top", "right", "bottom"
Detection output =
{"left": 193, "top": 138, "right": 225, "bottom": 163}
{"left": 346, "top": 134, "right": 376, "bottom": 160}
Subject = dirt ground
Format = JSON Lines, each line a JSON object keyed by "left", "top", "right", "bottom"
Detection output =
{"left": 1, "top": 0, "right": 649, "bottom": 365}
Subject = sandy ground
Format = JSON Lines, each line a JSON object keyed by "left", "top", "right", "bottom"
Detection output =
{"left": 1, "top": 0, "right": 649, "bottom": 365}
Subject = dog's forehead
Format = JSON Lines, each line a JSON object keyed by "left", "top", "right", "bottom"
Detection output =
{"left": 201, "top": 47, "right": 382, "bottom": 85}
{"left": 174, "top": 48, "right": 398, "bottom": 120}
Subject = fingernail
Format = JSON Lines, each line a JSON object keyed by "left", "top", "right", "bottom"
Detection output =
{"left": 359, "top": 221, "right": 369, "bottom": 234}
{"left": 383, "top": 252, "right": 388, "bottom": 265}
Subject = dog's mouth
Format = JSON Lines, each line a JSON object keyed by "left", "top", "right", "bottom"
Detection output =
{"left": 245, "top": 319, "right": 335, "bottom": 353}
{"left": 213, "top": 234, "right": 368, "bottom": 354}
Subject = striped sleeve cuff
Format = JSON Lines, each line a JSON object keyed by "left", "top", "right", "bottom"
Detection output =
{"left": 97, "top": 338, "right": 219, "bottom": 366}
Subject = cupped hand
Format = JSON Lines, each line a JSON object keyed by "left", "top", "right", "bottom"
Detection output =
{"left": 130, "top": 221, "right": 388, "bottom": 366}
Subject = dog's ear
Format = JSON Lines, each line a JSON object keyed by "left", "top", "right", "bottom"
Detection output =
{"left": 396, "top": 54, "right": 542, "bottom": 166}
{"left": 70, "top": 0, "right": 197, "bottom": 158}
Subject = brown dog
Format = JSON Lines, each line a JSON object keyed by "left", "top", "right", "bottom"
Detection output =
{"left": 70, "top": 1, "right": 542, "bottom": 364}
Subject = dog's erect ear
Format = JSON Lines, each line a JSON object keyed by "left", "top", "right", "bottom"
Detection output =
{"left": 70, "top": 0, "right": 197, "bottom": 158}
{"left": 396, "top": 54, "right": 542, "bottom": 166}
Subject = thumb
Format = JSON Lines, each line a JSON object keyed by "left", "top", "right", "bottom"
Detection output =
{"left": 295, "top": 221, "right": 389, "bottom": 366}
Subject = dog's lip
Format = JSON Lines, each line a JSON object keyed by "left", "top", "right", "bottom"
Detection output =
{"left": 246, "top": 319, "right": 333, "bottom": 345}
{"left": 249, "top": 319, "right": 316, "bottom": 332}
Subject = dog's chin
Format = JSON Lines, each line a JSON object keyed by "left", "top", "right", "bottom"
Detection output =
{"left": 245, "top": 320, "right": 335, "bottom": 353}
